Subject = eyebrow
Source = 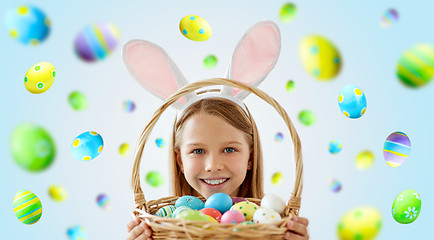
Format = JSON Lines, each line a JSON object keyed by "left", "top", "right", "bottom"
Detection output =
{"left": 186, "top": 141, "right": 242, "bottom": 147}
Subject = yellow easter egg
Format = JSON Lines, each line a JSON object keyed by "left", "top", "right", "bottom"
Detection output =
{"left": 337, "top": 206, "right": 382, "bottom": 240}
{"left": 48, "top": 184, "right": 68, "bottom": 202}
{"left": 179, "top": 15, "right": 212, "bottom": 42}
{"left": 299, "top": 35, "right": 342, "bottom": 81}
{"left": 24, "top": 62, "right": 55, "bottom": 93}
{"left": 13, "top": 190, "right": 43, "bottom": 225}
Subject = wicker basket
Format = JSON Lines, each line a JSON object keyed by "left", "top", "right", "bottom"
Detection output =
{"left": 131, "top": 78, "right": 303, "bottom": 239}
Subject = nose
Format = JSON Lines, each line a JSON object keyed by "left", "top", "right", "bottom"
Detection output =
{"left": 204, "top": 152, "right": 224, "bottom": 172}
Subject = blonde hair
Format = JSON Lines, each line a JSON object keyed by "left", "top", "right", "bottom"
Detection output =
{"left": 169, "top": 97, "right": 264, "bottom": 199}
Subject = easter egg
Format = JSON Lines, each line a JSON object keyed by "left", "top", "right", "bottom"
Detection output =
{"left": 24, "top": 62, "right": 55, "bottom": 94}
{"left": 261, "top": 194, "right": 285, "bottom": 214}
{"left": 298, "top": 110, "right": 316, "bottom": 126}
{"left": 338, "top": 84, "right": 367, "bottom": 119}
{"left": 155, "top": 205, "right": 176, "bottom": 218}
{"left": 13, "top": 190, "right": 42, "bottom": 225}
{"left": 221, "top": 210, "right": 246, "bottom": 224}
{"left": 145, "top": 171, "right": 164, "bottom": 187}
{"left": 380, "top": 8, "right": 399, "bottom": 28}
{"left": 392, "top": 189, "right": 421, "bottom": 224}
{"left": 383, "top": 131, "right": 411, "bottom": 167}
{"left": 122, "top": 100, "right": 135, "bottom": 113}
{"left": 205, "top": 193, "right": 233, "bottom": 214}
{"left": 234, "top": 221, "right": 256, "bottom": 231}
{"left": 11, "top": 123, "right": 56, "bottom": 172}
{"left": 396, "top": 44, "right": 434, "bottom": 88}
{"left": 67, "top": 225, "right": 87, "bottom": 240}
{"left": 175, "top": 196, "right": 204, "bottom": 210}
{"left": 356, "top": 150, "right": 375, "bottom": 170}
{"left": 337, "top": 206, "right": 382, "bottom": 240}
{"left": 199, "top": 208, "right": 222, "bottom": 222}
{"left": 275, "top": 132, "right": 284, "bottom": 142}
{"left": 204, "top": 54, "right": 218, "bottom": 69}
{"left": 232, "top": 197, "right": 247, "bottom": 205}
{"left": 329, "top": 139, "right": 343, "bottom": 154}
{"left": 179, "top": 15, "right": 212, "bottom": 42}
{"left": 231, "top": 201, "right": 259, "bottom": 221}
{"left": 271, "top": 172, "right": 283, "bottom": 186}
{"left": 119, "top": 143, "right": 130, "bottom": 156}
{"left": 71, "top": 131, "right": 104, "bottom": 161}
{"left": 5, "top": 6, "right": 50, "bottom": 45}
{"left": 253, "top": 208, "right": 282, "bottom": 224}
{"left": 300, "top": 35, "right": 342, "bottom": 80}
{"left": 74, "top": 22, "right": 120, "bottom": 62}
{"left": 68, "top": 91, "right": 88, "bottom": 111}
{"left": 286, "top": 80, "right": 295, "bottom": 93}
{"left": 173, "top": 206, "right": 192, "bottom": 218}
{"left": 48, "top": 185, "right": 68, "bottom": 202}
{"left": 96, "top": 193, "right": 110, "bottom": 210}
{"left": 279, "top": 3, "right": 297, "bottom": 23}
{"left": 155, "top": 138, "right": 166, "bottom": 148}
{"left": 175, "top": 209, "right": 210, "bottom": 222}
{"left": 329, "top": 178, "right": 342, "bottom": 193}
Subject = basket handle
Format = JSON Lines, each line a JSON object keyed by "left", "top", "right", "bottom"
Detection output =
{"left": 131, "top": 78, "right": 303, "bottom": 216}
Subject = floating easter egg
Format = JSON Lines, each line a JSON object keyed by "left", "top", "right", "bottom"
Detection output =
{"left": 74, "top": 23, "right": 120, "bottom": 62}
{"left": 383, "top": 131, "right": 411, "bottom": 167}
{"left": 232, "top": 197, "right": 247, "bottom": 205}
{"left": 396, "top": 44, "right": 434, "bottom": 88}
{"left": 261, "top": 194, "right": 285, "bottom": 214}
{"left": 380, "top": 9, "right": 399, "bottom": 28}
{"left": 329, "top": 178, "right": 342, "bottom": 193}
{"left": 275, "top": 132, "right": 284, "bottom": 142}
{"left": 253, "top": 208, "right": 281, "bottom": 224}
{"left": 122, "top": 100, "right": 135, "bottom": 113}
{"left": 279, "top": 3, "right": 297, "bottom": 23}
{"left": 155, "top": 138, "right": 166, "bottom": 148}
{"left": 5, "top": 6, "right": 50, "bottom": 45}
{"left": 11, "top": 123, "right": 56, "bottom": 172}
{"left": 173, "top": 206, "right": 192, "bottom": 218}
{"left": 145, "top": 171, "right": 164, "bottom": 187}
{"left": 179, "top": 15, "right": 212, "bottom": 42}
{"left": 71, "top": 131, "right": 104, "bottom": 161}
{"left": 231, "top": 201, "right": 259, "bottom": 221}
{"left": 199, "top": 208, "right": 223, "bottom": 222}
{"left": 175, "top": 210, "right": 210, "bottom": 222}
{"left": 204, "top": 54, "right": 218, "bottom": 69}
{"left": 48, "top": 185, "right": 68, "bottom": 202}
{"left": 24, "top": 62, "right": 55, "bottom": 94}
{"left": 338, "top": 84, "right": 367, "bottom": 119}
{"left": 298, "top": 110, "right": 316, "bottom": 126}
{"left": 155, "top": 205, "right": 176, "bottom": 218}
{"left": 221, "top": 210, "right": 246, "bottom": 224}
{"left": 271, "top": 172, "right": 283, "bottom": 186}
{"left": 205, "top": 193, "right": 233, "bottom": 214}
{"left": 337, "top": 206, "right": 382, "bottom": 240}
{"left": 96, "top": 193, "right": 110, "bottom": 210}
{"left": 392, "top": 189, "right": 421, "bottom": 224}
{"left": 13, "top": 190, "right": 42, "bottom": 225}
{"left": 286, "top": 80, "right": 295, "bottom": 93}
{"left": 329, "top": 139, "right": 343, "bottom": 154}
{"left": 176, "top": 196, "right": 204, "bottom": 210}
{"left": 356, "top": 150, "right": 375, "bottom": 170}
{"left": 67, "top": 225, "right": 87, "bottom": 240}
{"left": 300, "top": 35, "right": 342, "bottom": 80}
{"left": 68, "top": 91, "right": 88, "bottom": 111}
{"left": 119, "top": 143, "right": 130, "bottom": 156}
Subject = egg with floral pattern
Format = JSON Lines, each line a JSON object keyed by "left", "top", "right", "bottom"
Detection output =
{"left": 392, "top": 189, "right": 421, "bottom": 224}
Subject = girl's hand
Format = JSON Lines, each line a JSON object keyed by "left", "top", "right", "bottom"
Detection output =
{"left": 284, "top": 216, "right": 309, "bottom": 240}
{"left": 126, "top": 216, "right": 153, "bottom": 240}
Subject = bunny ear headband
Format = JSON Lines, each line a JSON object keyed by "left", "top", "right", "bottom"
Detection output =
{"left": 122, "top": 20, "right": 281, "bottom": 117}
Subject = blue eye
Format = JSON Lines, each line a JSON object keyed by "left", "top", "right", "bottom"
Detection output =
{"left": 224, "top": 147, "right": 235, "bottom": 153}
{"left": 193, "top": 149, "right": 204, "bottom": 154}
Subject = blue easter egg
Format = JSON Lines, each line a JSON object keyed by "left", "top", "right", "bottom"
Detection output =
{"left": 338, "top": 84, "right": 367, "bottom": 119}
{"left": 205, "top": 193, "right": 233, "bottom": 214}
{"left": 329, "top": 139, "right": 343, "bottom": 154}
{"left": 71, "top": 131, "right": 104, "bottom": 161}
{"left": 175, "top": 196, "right": 204, "bottom": 210}
{"left": 67, "top": 225, "right": 87, "bottom": 240}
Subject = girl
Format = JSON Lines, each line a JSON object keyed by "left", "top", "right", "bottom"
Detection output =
{"left": 123, "top": 21, "right": 309, "bottom": 240}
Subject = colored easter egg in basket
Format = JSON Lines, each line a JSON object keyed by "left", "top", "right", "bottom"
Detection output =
{"left": 205, "top": 193, "right": 233, "bottom": 214}
{"left": 338, "top": 84, "right": 367, "bottom": 119}
{"left": 96, "top": 193, "right": 110, "bottom": 210}
{"left": 221, "top": 210, "right": 246, "bottom": 224}
{"left": 199, "top": 208, "right": 222, "bottom": 222}
{"left": 155, "top": 205, "right": 176, "bottom": 218}
{"left": 48, "top": 184, "right": 68, "bottom": 202}
{"left": 175, "top": 196, "right": 204, "bottom": 210}
{"left": 173, "top": 206, "right": 192, "bottom": 218}
{"left": 253, "top": 207, "right": 282, "bottom": 224}
{"left": 261, "top": 194, "right": 285, "bottom": 214}
{"left": 175, "top": 209, "right": 210, "bottom": 222}
{"left": 179, "top": 15, "right": 212, "bottom": 42}
{"left": 68, "top": 91, "right": 88, "bottom": 111}
{"left": 11, "top": 122, "right": 56, "bottom": 172}
{"left": 396, "top": 44, "right": 434, "bottom": 88}
{"left": 329, "top": 139, "right": 343, "bottom": 154}
{"left": 13, "top": 190, "right": 43, "bottom": 225}
{"left": 234, "top": 221, "right": 257, "bottom": 232}
{"left": 71, "top": 131, "right": 103, "bottom": 161}
{"left": 232, "top": 197, "right": 247, "bottom": 205}
{"left": 231, "top": 201, "right": 259, "bottom": 221}
{"left": 392, "top": 189, "right": 421, "bottom": 224}
{"left": 383, "top": 131, "right": 411, "bottom": 167}
{"left": 67, "top": 225, "right": 87, "bottom": 240}
{"left": 5, "top": 5, "right": 51, "bottom": 45}
{"left": 24, "top": 62, "right": 56, "bottom": 94}
{"left": 337, "top": 206, "right": 382, "bottom": 240}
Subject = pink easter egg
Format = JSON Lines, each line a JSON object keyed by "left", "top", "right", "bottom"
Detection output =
{"left": 221, "top": 210, "right": 246, "bottom": 224}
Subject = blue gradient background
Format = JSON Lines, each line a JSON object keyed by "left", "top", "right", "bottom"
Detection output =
{"left": 1, "top": 0, "right": 432, "bottom": 239}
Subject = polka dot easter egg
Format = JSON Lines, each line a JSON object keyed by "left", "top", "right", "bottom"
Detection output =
{"left": 221, "top": 210, "right": 245, "bottom": 224}
{"left": 68, "top": 91, "right": 88, "bottom": 111}
{"left": 230, "top": 201, "right": 259, "bottom": 221}
{"left": 179, "top": 15, "right": 212, "bottom": 42}
{"left": 67, "top": 225, "right": 87, "bottom": 240}
{"left": 392, "top": 189, "right": 421, "bottom": 224}
{"left": 337, "top": 206, "right": 382, "bottom": 240}
{"left": 175, "top": 196, "right": 204, "bottom": 210}
{"left": 24, "top": 62, "right": 56, "bottom": 94}
{"left": 205, "top": 193, "right": 233, "bottom": 214}
{"left": 155, "top": 205, "right": 176, "bottom": 218}
{"left": 338, "top": 84, "right": 367, "bottom": 119}
{"left": 396, "top": 44, "right": 434, "bottom": 88}
{"left": 252, "top": 207, "right": 282, "bottom": 224}
{"left": 71, "top": 131, "right": 104, "bottom": 161}
{"left": 383, "top": 131, "right": 411, "bottom": 167}
{"left": 329, "top": 139, "right": 343, "bottom": 154}
{"left": 13, "top": 190, "right": 43, "bottom": 225}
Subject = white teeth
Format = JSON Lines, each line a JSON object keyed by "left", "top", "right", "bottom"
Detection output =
{"left": 203, "top": 179, "right": 227, "bottom": 185}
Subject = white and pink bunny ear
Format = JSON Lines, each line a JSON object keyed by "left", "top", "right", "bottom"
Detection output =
{"left": 221, "top": 20, "right": 281, "bottom": 100}
{"left": 122, "top": 40, "right": 195, "bottom": 109}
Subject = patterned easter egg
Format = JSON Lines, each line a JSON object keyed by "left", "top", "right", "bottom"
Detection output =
{"left": 397, "top": 44, "right": 434, "bottom": 88}
{"left": 67, "top": 225, "right": 87, "bottom": 240}
{"left": 231, "top": 201, "right": 259, "bottom": 221}
{"left": 119, "top": 143, "right": 130, "bottom": 156}
{"left": 74, "top": 23, "right": 120, "bottom": 62}
{"left": 356, "top": 150, "right": 375, "bottom": 170}
{"left": 96, "top": 193, "right": 110, "bottom": 210}
{"left": 68, "top": 91, "right": 88, "bottom": 111}
{"left": 380, "top": 9, "right": 399, "bottom": 28}
{"left": 24, "top": 62, "right": 55, "bottom": 94}
{"left": 5, "top": 5, "right": 50, "bottom": 45}
{"left": 392, "top": 189, "right": 421, "bottom": 224}
{"left": 204, "top": 54, "right": 218, "bottom": 69}
{"left": 145, "top": 171, "right": 164, "bottom": 187}
{"left": 329, "top": 139, "right": 343, "bottom": 154}
{"left": 286, "top": 80, "right": 295, "bottom": 93}
{"left": 13, "top": 190, "right": 42, "bottom": 225}
{"left": 300, "top": 35, "right": 342, "bottom": 80}
{"left": 176, "top": 196, "right": 204, "bottom": 210}
{"left": 205, "top": 193, "right": 233, "bottom": 214}
{"left": 122, "top": 100, "right": 135, "bottom": 113}
{"left": 71, "top": 131, "right": 104, "bottom": 161}
{"left": 261, "top": 194, "right": 285, "bottom": 214}
{"left": 275, "top": 132, "right": 284, "bottom": 142}
{"left": 155, "top": 138, "right": 166, "bottom": 148}
{"left": 337, "top": 206, "right": 382, "bottom": 240}
{"left": 173, "top": 206, "right": 192, "bottom": 218}
{"left": 383, "top": 131, "right": 411, "bottom": 167}
{"left": 271, "top": 172, "right": 283, "bottom": 186}
{"left": 11, "top": 123, "right": 56, "bottom": 172}
{"left": 199, "top": 208, "right": 222, "bottom": 222}
{"left": 221, "top": 210, "right": 246, "bottom": 224}
{"left": 179, "top": 15, "right": 212, "bottom": 41}
{"left": 48, "top": 185, "right": 68, "bottom": 202}
{"left": 279, "top": 3, "right": 297, "bottom": 23}
{"left": 338, "top": 84, "right": 367, "bottom": 119}
{"left": 155, "top": 205, "right": 176, "bottom": 218}
{"left": 298, "top": 110, "right": 316, "bottom": 126}
{"left": 253, "top": 207, "right": 281, "bottom": 224}
{"left": 329, "top": 178, "right": 342, "bottom": 193}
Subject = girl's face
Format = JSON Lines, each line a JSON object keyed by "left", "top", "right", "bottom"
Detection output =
{"left": 176, "top": 114, "right": 252, "bottom": 199}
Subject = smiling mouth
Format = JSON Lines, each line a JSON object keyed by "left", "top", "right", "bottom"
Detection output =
{"left": 201, "top": 178, "right": 229, "bottom": 185}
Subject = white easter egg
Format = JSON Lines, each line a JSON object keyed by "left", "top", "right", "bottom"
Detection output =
{"left": 261, "top": 194, "right": 286, "bottom": 214}
{"left": 253, "top": 207, "right": 282, "bottom": 224}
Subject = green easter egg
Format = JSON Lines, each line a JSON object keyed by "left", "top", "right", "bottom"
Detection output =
{"left": 279, "top": 3, "right": 297, "bottom": 23}
{"left": 203, "top": 54, "right": 218, "bottom": 69}
{"left": 298, "top": 110, "right": 316, "bottom": 126}
{"left": 286, "top": 80, "right": 295, "bottom": 93}
{"left": 392, "top": 189, "right": 421, "bottom": 224}
{"left": 145, "top": 171, "right": 164, "bottom": 187}
{"left": 175, "top": 210, "right": 210, "bottom": 222}
{"left": 13, "top": 190, "right": 43, "bottom": 225}
{"left": 396, "top": 44, "right": 434, "bottom": 88}
{"left": 68, "top": 91, "right": 88, "bottom": 111}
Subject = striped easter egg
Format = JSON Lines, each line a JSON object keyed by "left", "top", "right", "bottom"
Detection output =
{"left": 155, "top": 205, "right": 176, "bottom": 218}
{"left": 396, "top": 44, "right": 434, "bottom": 88}
{"left": 13, "top": 190, "right": 43, "bottom": 225}
{"left": 383, "top": 131, "right": 411, "bottom": 167}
